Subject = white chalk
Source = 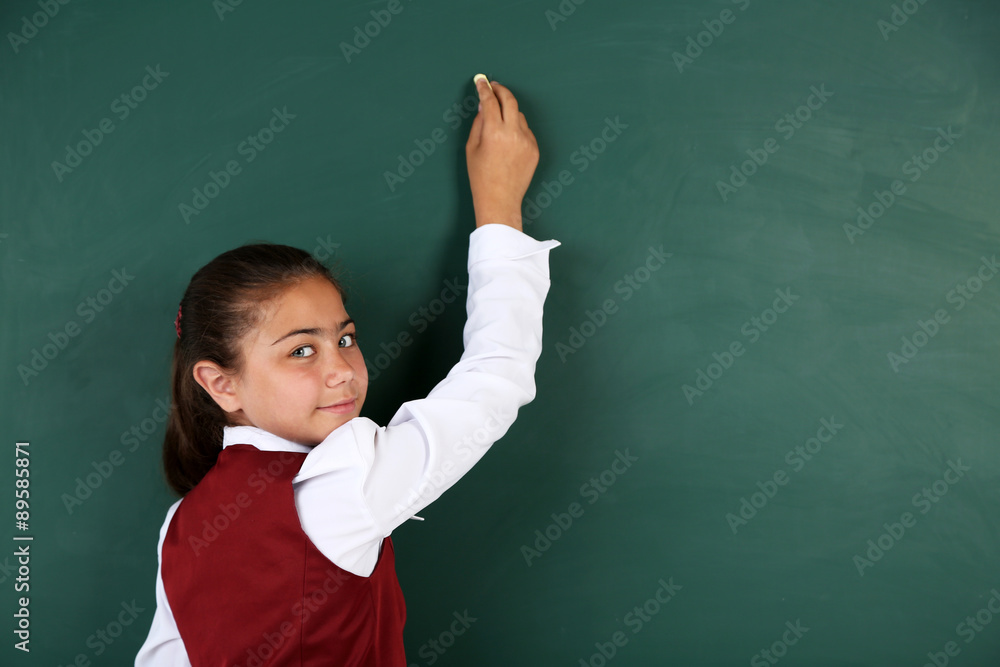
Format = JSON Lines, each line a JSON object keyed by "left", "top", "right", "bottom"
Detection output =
{"left": 473, "top": 73, "right": 493, "bottom": 93}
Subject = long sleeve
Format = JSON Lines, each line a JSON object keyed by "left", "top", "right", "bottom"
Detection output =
{"left": 293, "top": 223, "right": 561, "bottom": 576}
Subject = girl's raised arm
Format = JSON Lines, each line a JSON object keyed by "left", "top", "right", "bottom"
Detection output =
{"left": 292, "top": 79, "right": 561, "bottom": 577}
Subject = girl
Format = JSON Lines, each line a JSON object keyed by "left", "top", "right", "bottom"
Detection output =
{"left": 135, "top": 76, "right": 561, "bottom": 666}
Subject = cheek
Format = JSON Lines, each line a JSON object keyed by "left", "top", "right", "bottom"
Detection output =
{"left": 263, "top": 365, "right": 313, "bottom": 403}
{"left": 355, "top": 354, "right": 369, "bottom": 388}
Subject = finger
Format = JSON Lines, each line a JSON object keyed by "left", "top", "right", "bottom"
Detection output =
{"left": 474, "top": 76, "right": 500, "bottom": 123}
{"left": 487, "top": 82, "right": 520, "bottom": 121}
{"left": 525, "top": 124, "right": 537, "bottom": 147}
{"left": 518, "top": 113, "right": 537, "bottom": 147}
{"left": 466, "top": 109, "right": 484, "bottom": 150}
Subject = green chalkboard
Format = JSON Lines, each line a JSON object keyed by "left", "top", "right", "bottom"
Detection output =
{"left": 3, "top": 0, "right": 1000, "bottom": 664}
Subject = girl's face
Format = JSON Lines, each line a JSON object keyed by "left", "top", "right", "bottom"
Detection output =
{"left": 226, "top": 275, "right": 368, "bottom": 446}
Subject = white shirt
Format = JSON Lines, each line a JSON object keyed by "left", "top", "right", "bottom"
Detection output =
{"left": 135, "top": 223, "right": 560, "bottom": 665}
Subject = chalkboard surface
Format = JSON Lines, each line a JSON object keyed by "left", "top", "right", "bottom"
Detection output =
{"left": 3, "top": 0, "right": 1000, "bottom": 664}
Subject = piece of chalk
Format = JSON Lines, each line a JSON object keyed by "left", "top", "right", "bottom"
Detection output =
{"left": 473, "top": 73, "right": 493, "bottom": 92}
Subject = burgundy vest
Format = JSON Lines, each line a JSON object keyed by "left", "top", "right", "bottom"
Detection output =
{"left": 162, "top": 445, "right": 407, "bottom": 666}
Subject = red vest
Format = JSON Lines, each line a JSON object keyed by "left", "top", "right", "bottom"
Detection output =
{"left": 162, "top": 445, "right": 407, "bottom": 666}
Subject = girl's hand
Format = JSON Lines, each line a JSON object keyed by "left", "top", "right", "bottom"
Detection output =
{"left": 465, "top": 78, "right": 539, "bottom": 232}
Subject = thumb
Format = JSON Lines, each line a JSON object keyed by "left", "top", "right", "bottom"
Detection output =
{"left": 474, "top": 75, "right": 497, "bottom": 115}
{"left": 468, "top": 75, "right": 492, "bottom": 147}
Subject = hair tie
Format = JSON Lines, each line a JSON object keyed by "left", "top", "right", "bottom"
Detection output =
{"left": 174, "top": 305, "right": 183, "bottom": 339}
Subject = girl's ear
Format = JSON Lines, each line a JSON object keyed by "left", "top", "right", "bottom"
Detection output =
{"left": 192, "top": 361, "right": 242, "bottom": 414}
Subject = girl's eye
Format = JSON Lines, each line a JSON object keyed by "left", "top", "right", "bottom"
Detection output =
{"left": 340, "top": 332, "right": 358, "bottom": 348}
{"left": 291, "top": 345, "right": 316, "bottom": 358}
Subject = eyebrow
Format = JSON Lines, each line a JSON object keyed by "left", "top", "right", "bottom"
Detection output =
{"left": 270, "top": 318, "right": 355, "bottom": 346}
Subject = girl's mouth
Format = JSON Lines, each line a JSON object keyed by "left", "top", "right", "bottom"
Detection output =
{"left": 319, "top": 399, "right": 356, "bottom": 414}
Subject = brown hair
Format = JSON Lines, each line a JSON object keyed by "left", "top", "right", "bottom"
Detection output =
{"left": 163, "top": 242, "right": 348, "bottom": 496}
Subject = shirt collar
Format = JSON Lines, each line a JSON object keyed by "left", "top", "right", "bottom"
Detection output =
{"left": 222, "top": 425, "right": 313, "bottom": 454}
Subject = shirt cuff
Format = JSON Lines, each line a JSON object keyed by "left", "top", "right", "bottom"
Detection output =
{"left": 468, "top": 224, "right": 562, "bottom": 266}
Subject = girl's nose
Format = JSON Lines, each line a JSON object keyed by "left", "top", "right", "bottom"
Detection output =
{"left": 324, "top": 349, "right": 355, "bottom": 385}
